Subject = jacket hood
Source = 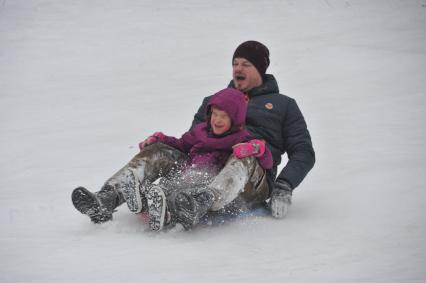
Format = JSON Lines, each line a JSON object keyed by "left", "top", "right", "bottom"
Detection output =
{"left": 206, "top": 88, "right": 247, "bottom": 130}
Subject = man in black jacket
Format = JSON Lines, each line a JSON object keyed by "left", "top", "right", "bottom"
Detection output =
{"left": 72, "top": 40, "right": 315, "bottom": 228}
{"left": 174, "top": 41, "right": 315, "bottom": 225}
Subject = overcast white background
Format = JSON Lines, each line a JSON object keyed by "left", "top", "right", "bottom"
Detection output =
{"left": 1, "top": 0, "right": 425, "bottom": 282}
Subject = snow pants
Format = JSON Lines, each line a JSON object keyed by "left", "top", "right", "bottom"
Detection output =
{"left": 208, "top": 154, "right": 270, "bottom": 211}
{"left": 98, "top": 143, "right": 187, "bottom": 209}
{"left": 98, "top": 143, "right": 270, "bottom": 213}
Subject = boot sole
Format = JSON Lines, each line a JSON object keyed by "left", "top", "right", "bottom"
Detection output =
{"left": 146, "top": 185, "right": 167, "bottom": 231}
{"left": 72, "top": 187, "right": 112, "bottom": 223}
{"left": 122, "top": 169, "right": 143, "bottom": 213}
{"left": 72, "top": 187, "right": 100, "bottom": 215}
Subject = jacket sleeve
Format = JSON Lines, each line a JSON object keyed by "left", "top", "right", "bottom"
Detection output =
{"left": 277, "top": 98, "right": 315, "bottom": 189}
{"left": 161, "top": 135, "right": 185, "bottom": 152}
{"left": 162, "top": 130, "right": 197, "bottom": 154}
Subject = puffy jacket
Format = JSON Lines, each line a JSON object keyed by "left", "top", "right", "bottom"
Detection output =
{"left": 192, "top": 75, "right": 315, "bottom": 191}
{"left": 162, "top": 88, "right": 273, "bottom": 174}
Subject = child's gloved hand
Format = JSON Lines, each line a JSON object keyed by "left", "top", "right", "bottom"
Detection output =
{"left": 232, "top": 139, "right": 266, "bottom": 158}
{"left": 139, "top": 132, "right": 165, "bottom": 151}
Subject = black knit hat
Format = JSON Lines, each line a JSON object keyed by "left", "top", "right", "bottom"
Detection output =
{"left": 232, "top": 40, "right": 270, "bottom": 75}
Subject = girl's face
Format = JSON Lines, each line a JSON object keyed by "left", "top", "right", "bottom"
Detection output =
{"left": 210, "top": 106, "right": 232, "bottom": 135}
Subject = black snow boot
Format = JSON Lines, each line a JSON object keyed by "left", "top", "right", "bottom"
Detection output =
{"left": 71, "top": 185, "right": 118, "bottom": 224}
{"left": 174, "top": 188, "right": 215, "bottom": 229}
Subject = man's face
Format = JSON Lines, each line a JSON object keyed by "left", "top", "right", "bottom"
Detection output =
{"left": 232, "top": 57, "right": 263, "bottom": 92}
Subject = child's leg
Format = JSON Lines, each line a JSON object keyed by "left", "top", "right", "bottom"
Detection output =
{"left": 105, "top": 143, "right": 187, "bottom": 212}
{"left": 72, "top": 143, "right": 186, "bottom": 222}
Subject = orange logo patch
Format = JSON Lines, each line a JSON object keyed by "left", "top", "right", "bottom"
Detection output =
{"left": 265, "top": 103, "right": 273, "bottom": 110}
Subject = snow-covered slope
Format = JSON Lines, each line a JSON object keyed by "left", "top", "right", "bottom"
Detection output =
{"left": 1, "top": 1, "right": 425, "bottom": 282}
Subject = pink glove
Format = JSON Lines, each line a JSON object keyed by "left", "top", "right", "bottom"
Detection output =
{"left": 233, "top": 139, "right": 266, "bottom": 159}
{"left": 139, "top": 132, "right": 166, "bottom": 151}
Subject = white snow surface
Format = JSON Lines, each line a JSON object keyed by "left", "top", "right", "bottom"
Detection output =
{"left": 1, "top": 0, "right": 426, "bottom": 282}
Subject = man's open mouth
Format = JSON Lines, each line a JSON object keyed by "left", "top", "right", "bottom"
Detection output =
{"left": 235, "top": 75, "right": 245, "bottom": 81}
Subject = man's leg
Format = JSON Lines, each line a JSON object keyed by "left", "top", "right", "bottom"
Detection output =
{"left": 209, "top": 155, "right": 269, "bottom": 211}
{"left": 173, "top": 155, "right": 269, "bottom": 228}
{"left": 71, "top": 143, "right": 186, "bottom": 223}
{"left": 171, "top": 186, "right": 216, "bottom": 229}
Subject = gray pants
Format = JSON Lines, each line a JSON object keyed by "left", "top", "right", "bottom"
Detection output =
{"left": 99, "top": 143, "right": 269, "bottom": 212}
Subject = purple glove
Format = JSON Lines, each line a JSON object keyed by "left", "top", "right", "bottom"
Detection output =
{"left": 139, "top": 132, "right": 165, "bottom": 151}
{"left": 233, "top": 139, "right": 266, "bottom": 158}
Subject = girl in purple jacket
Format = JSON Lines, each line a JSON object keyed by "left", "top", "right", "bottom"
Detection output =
{"left": 136, "top": 88, "right": 272, "bottom": 230}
